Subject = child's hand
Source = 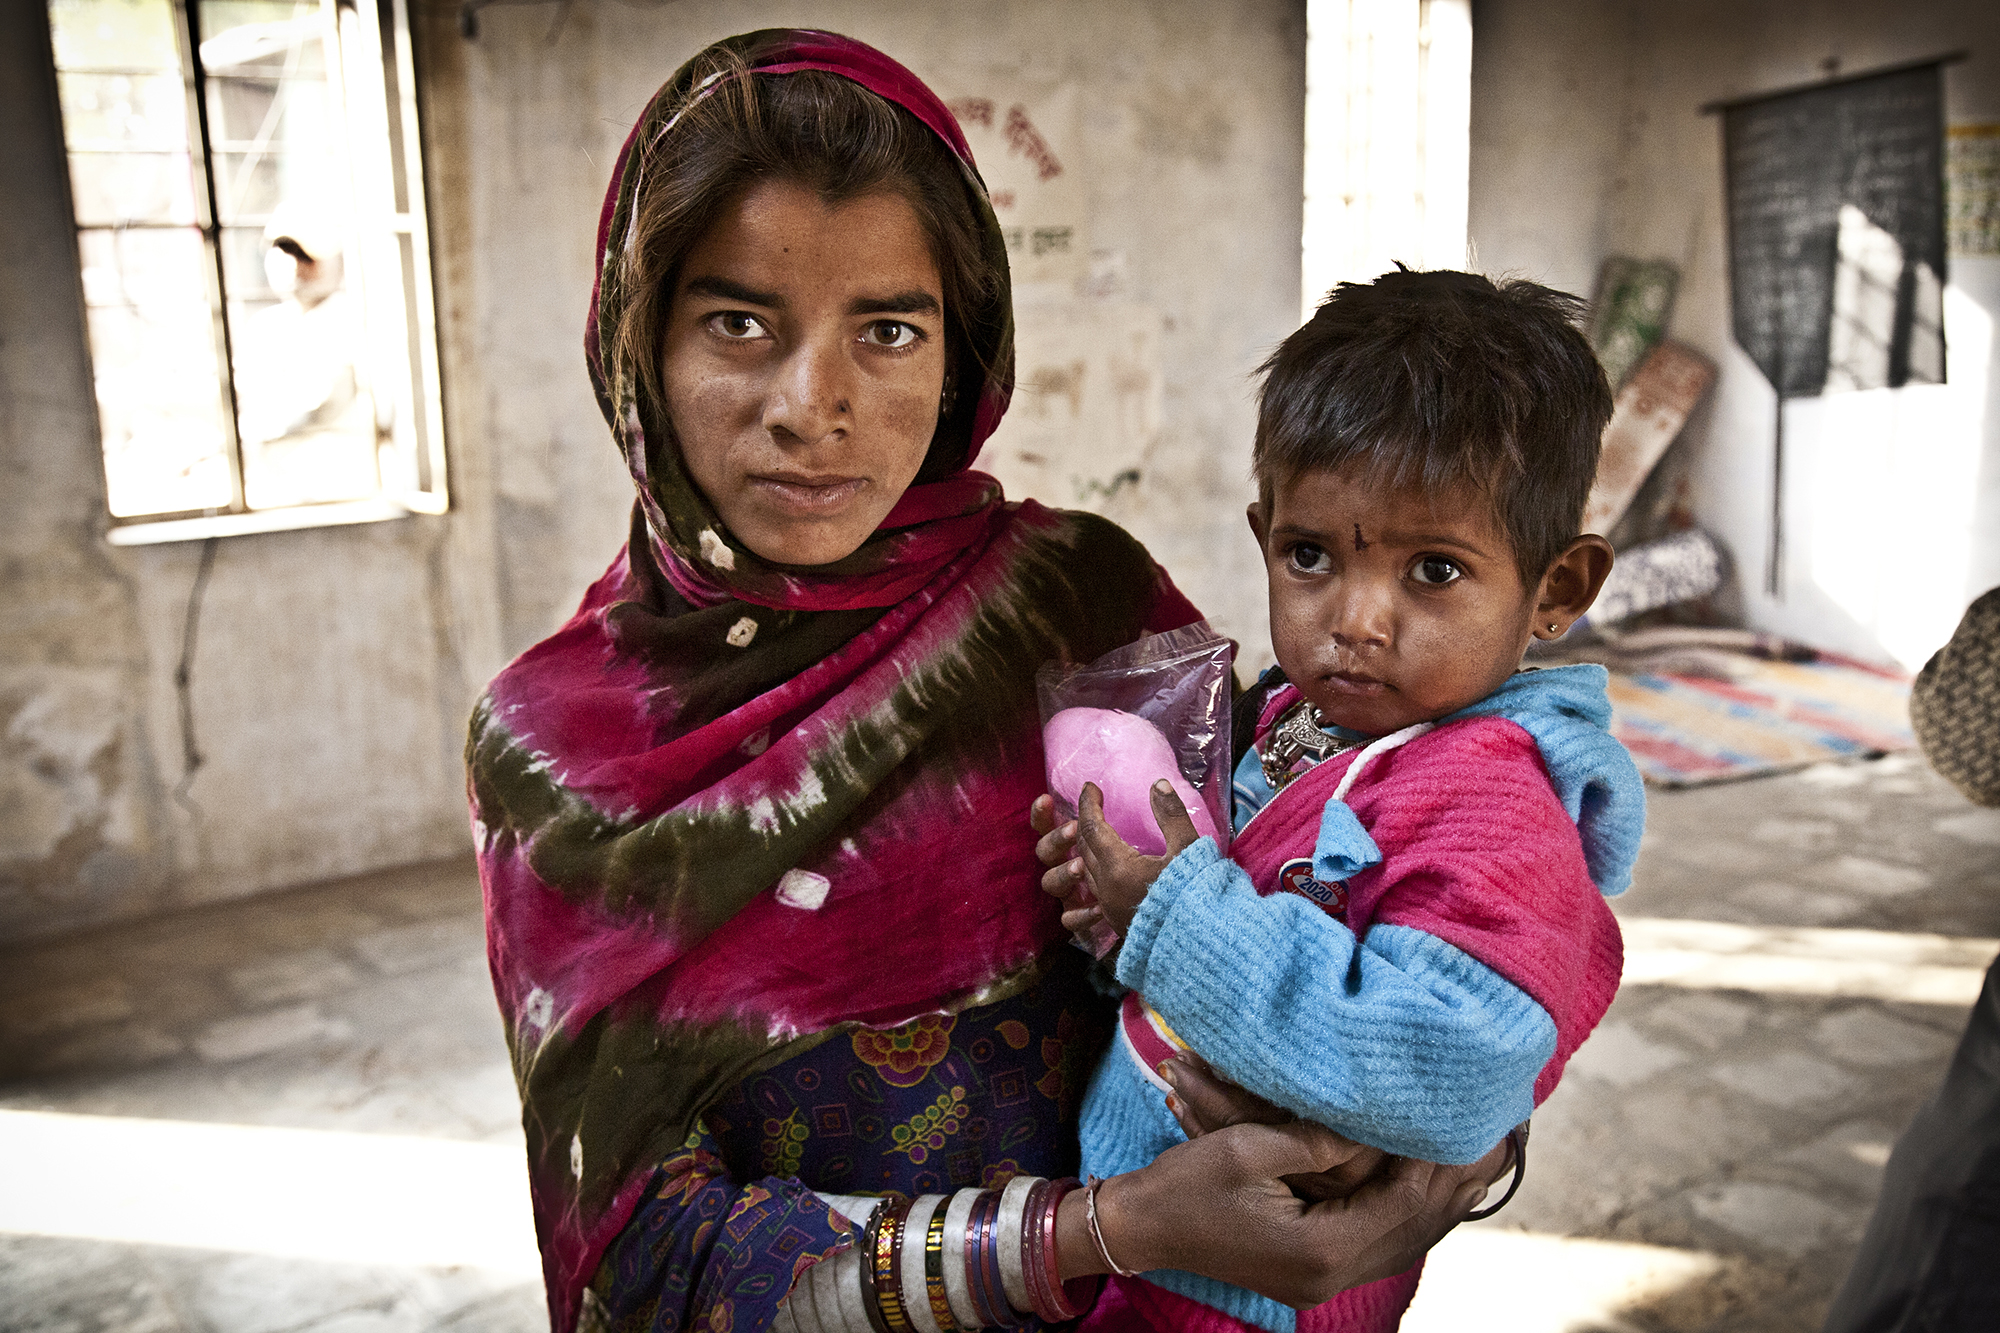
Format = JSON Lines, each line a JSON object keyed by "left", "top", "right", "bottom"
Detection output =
{"left": 1030, "top": 793, "right": 1097, "bottom": 930}
{"left": 1160, "top": 1052, "right": 1294, "bottom": 1133}
{"left": 1074, "top": 778, "right": 1202, "bottom": 937}
{"left": 1162, "top": 1053, "right": 1391, "bottom": 1202}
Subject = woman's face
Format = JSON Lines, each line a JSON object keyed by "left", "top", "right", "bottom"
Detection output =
{"left": 661, "top": 177, "right": 948, "bottom": 567}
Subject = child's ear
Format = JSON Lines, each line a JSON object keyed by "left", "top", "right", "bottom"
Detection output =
{"left": 1533, "top": 534, "right": 1615, "bottom": 638}
{"left": 1246, "top": 501, "right": 1268, "bottom": 550}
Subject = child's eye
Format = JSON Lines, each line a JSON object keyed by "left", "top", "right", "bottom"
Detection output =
{"left": 861, "top": 320, "right": 922, "bottom": 349}
{"left": 706, "top": 312, "right": 768, "bottom": 340}
{"left": 1287, "top": 543, "right": 1333, "bottom": 575}
{"left": 1410, "top": 555, "right": 1463, "bottom": 586}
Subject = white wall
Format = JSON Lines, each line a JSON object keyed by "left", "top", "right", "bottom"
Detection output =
{"left": 1470, "top": 0, "right": 2000, "bottom": 669}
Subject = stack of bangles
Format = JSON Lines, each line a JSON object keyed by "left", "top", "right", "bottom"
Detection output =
{"left": 772, "top": 1177, "right": 1133, "bottom": 1333}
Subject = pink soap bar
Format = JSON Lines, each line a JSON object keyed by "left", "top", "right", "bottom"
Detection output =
{"left": 1044, "top": 707, "right": 1218, "bottom": 854}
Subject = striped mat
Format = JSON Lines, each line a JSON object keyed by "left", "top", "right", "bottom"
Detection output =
{"left": 1608, "top": 655, "right": 1915, "bottom": 786}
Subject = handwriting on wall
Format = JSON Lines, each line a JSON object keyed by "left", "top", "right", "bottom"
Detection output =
{"left": 944, "top": 88, "right": 1081, "bottom": 286}
{"left": 938, "top": 81, "right": 1159, "bottom": 513}
{"left": 1949, "top": 124, "right": 2000, "bottom": 256}
{"left": 981, "top": 303, "right": 1165, "bottom": 514}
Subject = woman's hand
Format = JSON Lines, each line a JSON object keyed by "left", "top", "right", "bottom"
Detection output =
{"left": 1060, "top": 1119, "right": 1501, "bottom": 1309}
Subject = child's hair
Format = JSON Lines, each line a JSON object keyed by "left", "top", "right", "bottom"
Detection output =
{"left": 614, "top": 51, "right": 1006, "bottom": 480}
{"left": 1253, "top": 268, "right": 1613, "bottom": 584}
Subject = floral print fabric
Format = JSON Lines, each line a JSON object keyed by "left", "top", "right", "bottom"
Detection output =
{"left": 592, "top": 952, "right": 1113, "bottom": 1331}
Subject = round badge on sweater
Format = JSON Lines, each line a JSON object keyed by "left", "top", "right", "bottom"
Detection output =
{"left": 1277, "top": 857, "right": 1349, "bottom": 920}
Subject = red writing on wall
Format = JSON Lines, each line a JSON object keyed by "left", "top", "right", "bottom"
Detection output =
{"left": 1004, "top": 104, "right": 1063, "bottom": 182}
{"left": 947, "top": 97, "right": 995, "bottom": 130}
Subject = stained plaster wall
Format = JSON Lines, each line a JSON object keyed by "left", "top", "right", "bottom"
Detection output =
{"left": 2, "top": 0, "right": 1305, "bottom": 942}
{"left": 424, "top": 0, "right": 1305, "bottom": 662}
{"left": 0, "top": 0, "right": 507, "bottom": 945}
{"left": 1469, "top": 0, "right": 2000, "bottom": 669}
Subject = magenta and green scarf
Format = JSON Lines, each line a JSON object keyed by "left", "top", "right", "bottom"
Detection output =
{"left": 467, "top": 31, "right": 1199, "bottom": 1331}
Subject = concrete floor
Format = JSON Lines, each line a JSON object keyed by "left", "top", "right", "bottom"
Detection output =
{"left": 4, "top": 752, "right": 1998, "bottom": 1333}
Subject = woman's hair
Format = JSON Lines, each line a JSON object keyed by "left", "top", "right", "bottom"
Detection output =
{"left": 615, "top": 51, "right": 1003, "bottom": 479}
{"left": 1253, "top": 268, "right": 1613, "bottom": 585}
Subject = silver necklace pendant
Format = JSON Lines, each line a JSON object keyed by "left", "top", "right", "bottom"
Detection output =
{"left": 1261, "top": 699, "right": 1361, "bottom": 791}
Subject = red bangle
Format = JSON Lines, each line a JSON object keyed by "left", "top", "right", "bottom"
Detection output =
{"left": 1027, "top": 1177, "right": 1097, "bottom": 1322}
{"left": 1018, "top": 1179, "right": 1054, "bottom": 1321}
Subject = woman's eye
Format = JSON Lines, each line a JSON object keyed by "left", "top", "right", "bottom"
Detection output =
{"left": 1410, "top": 555, "right": 1463, "bottom": 586}
{"left": 707, "top": 312, "right": 767, "bottom": 340}
{"left": 1287, "top": 543, "right": 1333, "bottom": 575}
{"left": 861, "top": 320, "right": 921, "bottom": 349}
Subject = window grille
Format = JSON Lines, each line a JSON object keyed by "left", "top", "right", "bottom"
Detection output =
{"left": 48, "top": 0, "right": 446, "bottom": 544}
{"left": 1301, "top": 0, "right": 1473, "bottom": 322}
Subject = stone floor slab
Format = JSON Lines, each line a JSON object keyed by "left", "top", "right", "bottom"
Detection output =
{"left": 1731, "top": 881, "right": 1862, "bottom": 926}
{"left": 1934, "top": 809, "right": 2000, "bottom": 844}
{"left": 1707, "top": 1050, "right": 1858, "bottom": 1110}
{"left": 193, "top": 1006, "right": 355, "bottom": 1064}
{"left": 1632, "top": 990, "right": 1758, "bottom": 1052}
{"left": 1563, "top": 1019, "right": 1690, "bottom": 1088}
{"left": 1811, "top": 1005, "right": 1958, "bottom": 1067}
{"left": 1689, "top": 1182, "right": 1850, "bottom": 1257}
{"left": 224, "top": 951, "right": 363, "bottom": 1009}
{"left": 1806, "top": 855, "right": 1933, "bottom": 898}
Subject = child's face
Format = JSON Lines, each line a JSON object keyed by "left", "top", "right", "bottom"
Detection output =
{"left": 1250, "top": 464, "right": 1543, "bottom": 737}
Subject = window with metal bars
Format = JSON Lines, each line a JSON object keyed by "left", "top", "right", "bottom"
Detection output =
{"left": 48, "top": 0, "right": 446, "bottom": 544}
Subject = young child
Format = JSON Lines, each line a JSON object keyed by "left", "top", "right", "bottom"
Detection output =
{"left": 1054, "top": 270, "right": 1644, "bottom": 1333}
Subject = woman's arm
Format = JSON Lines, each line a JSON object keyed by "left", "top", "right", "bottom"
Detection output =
{"left": 1059, "top": 1117, "right": 1503, "bottom": 1306}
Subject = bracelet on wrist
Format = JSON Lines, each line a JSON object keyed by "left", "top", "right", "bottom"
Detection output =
{"left": 817, "top": 1175, "right": 1104, "bottom": 1333}
{"left": 1082, "top": 1177, "right": 1137, "bottom": 1278}
{"left": 1024, "top": 1177, "right": 1099, "bottom": 1322}
{"left": 872, "top": 1196, "right": 914, "bottom": 1333}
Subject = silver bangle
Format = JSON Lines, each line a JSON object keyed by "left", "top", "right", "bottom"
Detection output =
{"left": 994, "top": 1175, "right": 1040, "bottom": 1316}
{"left": 773, "top": 1196, "right": 883, "bottom": 1333}
{"left": 819, "top": 1193, "right": 885, "bottom": 1227}
{"left": 940, "top": 1187, "right": 983, "bottom": 1328}
{"left": 830, "top": 1239, "right": 873, "bottom": 1333}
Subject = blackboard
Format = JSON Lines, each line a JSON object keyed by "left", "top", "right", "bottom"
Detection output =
{"left": 1721, "top": 63, "right": 1946, "bottom": 398}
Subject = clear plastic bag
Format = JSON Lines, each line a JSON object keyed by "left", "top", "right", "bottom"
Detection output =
{"left": 1038, "top": 621, "right": 1236, "bottom": 955}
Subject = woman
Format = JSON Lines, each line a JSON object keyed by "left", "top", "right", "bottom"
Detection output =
{"left": 468, "top": 30, "right": 1501, "bottom": 1333}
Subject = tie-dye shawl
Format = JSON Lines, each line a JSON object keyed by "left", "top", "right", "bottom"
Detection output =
{"left": 466, "top": 30, "right": 1198, "bottom": 1331}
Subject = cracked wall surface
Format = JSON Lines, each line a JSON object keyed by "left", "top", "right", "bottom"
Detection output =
{"left": 1, "top": 1, "right": 506, "bottom": 943}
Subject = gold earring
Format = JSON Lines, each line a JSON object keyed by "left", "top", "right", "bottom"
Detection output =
{"left": 1547, "top": 622, "right": 1561, "bottom": 634}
